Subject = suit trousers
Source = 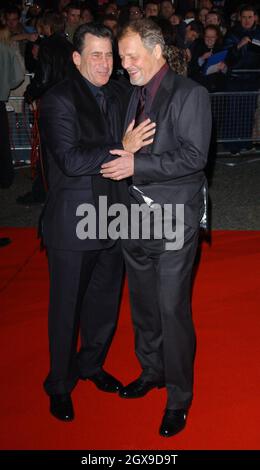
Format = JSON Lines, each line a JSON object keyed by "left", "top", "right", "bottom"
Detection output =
{"left": 122, "top": 226, "right": 199, "bottom": 410}
{"left": 44, "top": 242, "right": 124, "bottom": 395}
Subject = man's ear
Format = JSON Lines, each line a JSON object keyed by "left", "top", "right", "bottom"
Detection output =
{"left": 153, "top": 44, "right": 163, "bottom": 60}
{"left": 72, "top": 51, "right": 81, "bottom": 69}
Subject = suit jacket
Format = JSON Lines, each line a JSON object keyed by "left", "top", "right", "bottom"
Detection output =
{"left": 39, "top": 66, "right": 131, "bottom": 250}
{"left": 125, "top": 69, "right": 212, "bottom": 230}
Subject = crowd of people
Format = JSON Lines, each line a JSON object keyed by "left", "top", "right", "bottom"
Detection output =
{"left": 1, "top": 1, "right": 260, "bottom": 202}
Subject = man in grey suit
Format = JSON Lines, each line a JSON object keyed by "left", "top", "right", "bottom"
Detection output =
{"left": 101, "top": 19, "right": 212, "bottom": 437}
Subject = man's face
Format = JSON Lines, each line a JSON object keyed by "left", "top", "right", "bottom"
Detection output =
{"left": 119, "top": 32, "right": 160, "bottom": 86}
{"left": 185, "top": 27, "right": 199, "bottom": 44}
{"left": 67, "top": 8, "right": 81, "bottom": 25}
{"left": 240, "top": 10, "right": 256, "bottom": 30}
{"left": 170, "top": 14, "right": 181, "bottom": 25}
{"left": 145, "top": 4, "right": 159, "bottom": 18}
{"left": 6, "top": 13, "right": 20, "bottom": 32}
{"left": 81, "top": 9, "right": 93, "bottom": 24}
{"left": 205, "top": 13, "right": 220, "bottom": 26}
{"left": 73, "top": 34, "right": 113, "bottom": 87}
{"left": 199, "top": 8, "right": 209, "bottom": 25}
{"left": 204, "top": 29, "right": 217, "bottom": 48}
{"left": 160, "top": 1, "right": 174, "bottom": 19}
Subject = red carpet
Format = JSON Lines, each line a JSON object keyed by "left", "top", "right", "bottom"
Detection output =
{"left": 0, "top": 228, "right": 260, "bottom": 450}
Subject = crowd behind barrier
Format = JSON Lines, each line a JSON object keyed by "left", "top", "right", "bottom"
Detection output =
{"left": 7, "top": 86, "right": 260, "bottom": 168}
{"left": 2, "top": 0, "right": 260, "bottom": 168}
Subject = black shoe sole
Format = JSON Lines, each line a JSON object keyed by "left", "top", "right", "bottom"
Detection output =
{"left": 159, "top": 423, "right": 186, "bottom": 438}
{"left": 119, "top": 382, "right": 165, "bottom": 399}
{"left": 50, "top": 410, "right": 74, "bottom": 422}
{"left": 87, "top": 378, "right": 123, "bottom": 393}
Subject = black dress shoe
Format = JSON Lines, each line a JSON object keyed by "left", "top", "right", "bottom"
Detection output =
{"left": 85, "top": 369, "right": 123, "bottom": 393}
{"left": 49, "top": 393, "right": 74, "bottom": 421}
{"left": 119, "top": 376, "right": 164, "bottom": 399}
{"left": 0, "top": 238, "right": 11, "bottom": 248}
{"left": 159, "top": 409, "right": 187, "bottom": 437}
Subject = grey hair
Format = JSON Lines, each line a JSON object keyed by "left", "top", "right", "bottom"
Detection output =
{"left": 118, "top": 18, "right": 165, "bottom": 53}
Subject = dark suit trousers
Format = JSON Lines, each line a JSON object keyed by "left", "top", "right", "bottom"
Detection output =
{"left": 44, "top": 242, "right": 124, "bottom": 395}
{"left": 122, "top": 227, "right": 199, "bottom": 410}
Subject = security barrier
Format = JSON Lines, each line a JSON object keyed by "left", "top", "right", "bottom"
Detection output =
{"left": 7, "top": 96, "right": 33, "bottom": 164}
{"left": 7, "top": 90, "right": 260, "bottom": 164}
{"left": 210, "top": 91, "right": 260, "bottom": 145}
{"left": 7, "top": 96, "right": 40, "bottom": 175}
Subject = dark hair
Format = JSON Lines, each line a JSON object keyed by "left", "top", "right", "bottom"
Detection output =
{"left": 144, "top": 1, "right": 160, "bottom": 6}
{"left": 151, "top": 17, "right": 175, "bottom": 45}
{"left": 4, "top": 6, "right": 21, "bottom": 19}
{"left": 187, "top": 20, "right": 204, "bottom": 36}
{"left": 42, "top": 12, "right": 65, "bottom": 34}
{"left": 66, "top": 2, "right": 81, "bottom": 12}
{"left": 73, "top": 22, "right": 113, "bottom": 53}
{"left": 239, "top": 4, "right": 257, "bottom": 16}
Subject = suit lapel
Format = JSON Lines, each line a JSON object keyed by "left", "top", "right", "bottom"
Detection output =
{"left": 123, "top": 87, "right": 139, "bottom": 133}
{"left": 123, "top": 70, "right": 176, "bottom": 134}
{"left": 107, "top": 94, "right": 120, "bottom": 140}
{"left": 70, "top": 66, "right": 108, "bottom": 141}
{"left": 150, "top": 69, "right": 176, "bottom": 118}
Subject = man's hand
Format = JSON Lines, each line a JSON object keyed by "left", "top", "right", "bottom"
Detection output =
{"left": 101, "top": 150, "right": 134, "bottom": 180}
{"left": 122, "top": 118, "right": 156, "bottom": 153}
{"left": 200, "top": 51, "right": 212, "bottom": 60}
{"left": 237, "top": 36, "right": 251, "bottom": 49}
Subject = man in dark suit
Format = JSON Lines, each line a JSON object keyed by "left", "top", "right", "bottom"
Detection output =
{"left": 39, "top": 22, "right": 156, "bottom": 422}
{"left": 101, "top": 19, "right": 212, "bottom": 437}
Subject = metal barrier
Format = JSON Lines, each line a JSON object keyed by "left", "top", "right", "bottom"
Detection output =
{"left": 209, "top": 69, "right": 260, "bottom": 160}
{"left": 7, "top": 91, "right": 260, "bottom": 166}
{"left": 210, "top": 91, "right": 260, "bottom": 143}
{"left": 7, "top": 96, "right": 34, "bottom": 164}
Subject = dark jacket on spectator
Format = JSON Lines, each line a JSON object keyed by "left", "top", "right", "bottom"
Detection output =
{"left": 188, "top": 39, "right": 227, "bottom": 91}
{"left": 224, "top": 23, "right": 260, "bottom": 69}
{"left": 24, "top": 32, "right": 73, "bottom": 102}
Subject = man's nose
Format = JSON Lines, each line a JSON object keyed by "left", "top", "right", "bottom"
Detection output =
{"left": 121, "top": 57, "right": 130, "bottom": 69}
{"left": 101, "top": 56, "right": 111, "bottom": 68}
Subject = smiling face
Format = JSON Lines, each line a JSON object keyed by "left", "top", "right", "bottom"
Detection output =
{"left": 119, "top": 32, "right": 164, "bottom": 86}
{"left": 73, "top": 34, "right": 113, "bottom": 87}
{"left": 204, "top": 27, "right": 218, "bottom": 48}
